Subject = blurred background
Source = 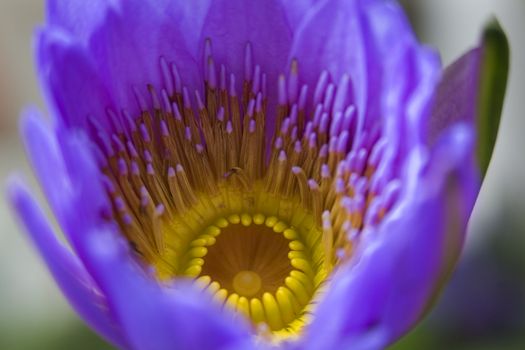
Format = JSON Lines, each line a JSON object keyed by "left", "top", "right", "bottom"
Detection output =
{"left": 0, "top": 0, "right": 523, "bottom": 349}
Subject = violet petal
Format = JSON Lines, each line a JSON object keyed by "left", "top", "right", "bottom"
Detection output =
{"left": 46, "top": 0, "right": 118, "bottom": 43}
{"left": 6, "top": 179, "right": 127, "bottom": 349}
{"left": 36, "top": 28, "right": 114, "bottom": 131}
{"left": 200, "top": 0, "right": 292, "bottom": 120}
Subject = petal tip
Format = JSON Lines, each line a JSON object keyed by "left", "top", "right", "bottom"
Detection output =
{"left": 5, "top": 174, "right": 28, "bottom": 209}
{"left": 476, "top": 17, "right": 510, "bottom": 176}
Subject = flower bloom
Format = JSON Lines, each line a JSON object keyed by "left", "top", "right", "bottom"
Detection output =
{"left": 8, "top": 0, "right": 507, "bottom": 349}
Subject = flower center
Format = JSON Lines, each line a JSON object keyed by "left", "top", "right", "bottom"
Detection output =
{"left": 232, "top": 271, "right": 262, "bottom": 297}
{"left": 95, "top": 40, "right": 399, "bottom": 339}
{"left": 150, "top": 180, "right": 326, "bottom": 334}
{"left": 201, "top": 219, "right": 290, "bottom": 298}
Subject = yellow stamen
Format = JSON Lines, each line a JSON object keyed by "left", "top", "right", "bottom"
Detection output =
{"left": 250, "top": 298, "right": 266, "bottom": 324}
{"left": 262, "top": 292, "right": 283, "bottom": 331}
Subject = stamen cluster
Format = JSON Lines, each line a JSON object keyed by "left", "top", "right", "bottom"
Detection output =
{"left": 92, "top": 41, "right": 400, "bottom": 336}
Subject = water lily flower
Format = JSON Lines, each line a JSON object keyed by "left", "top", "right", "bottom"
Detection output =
{"left": 7, "top": 0, "right": 508, "bottom": 349}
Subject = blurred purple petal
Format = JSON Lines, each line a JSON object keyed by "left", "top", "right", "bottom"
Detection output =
{"left": 428, "top": 48, "right": 481, "bottom": 146}
{"left": 288, "top": 0, "right": 365, "bottom": 110}
{"left": 6, "top": 179, "right": 126, "bottom": 348}
{"left": 21, "top": 108, "right": 112, "bottom": 264}
{"left": 278, "top": 0, "right": 319, "bottom": 29}
{"left": 36, "top": 29, "right": 114, "bottom": 131}
{"left": 20, "top": 108, "right": 72, "bottom": 231}
{"left": 46, "top": 0, "right": 118, "bottom": 43}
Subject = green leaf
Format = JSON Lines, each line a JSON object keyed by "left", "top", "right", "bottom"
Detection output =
{"left": 477, "top": 19, "right": 509, "bottom": 176}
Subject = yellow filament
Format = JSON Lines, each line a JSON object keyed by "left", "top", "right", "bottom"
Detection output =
{"left": 250, "top": 298, "right": 266, "bottom": 324}
{"left": 184, "top": 265, "right": 201, "bottom": 277}
{"left": 275, "top": 288, "right": 295, "bottom": 324}
{"left": 215, "top": 289, "right": 228, "bottom": 304}
{"left": 253, "top": 213, "right": 265, "bottom": 225}
{"left": 196, "top": 275, "right": 211, "bottom": 288}
{"left": 206, "top": 281, "right": 221, "bottom": 294}
{"left": 226, "top": 293, "right": 240, "bottom": 311}
{"left": 265, "top": 216, "right": 278, "bottom": 227}
{"left": 263, "top": 292, "right": 283, "bottom": 331}
{"left": 237, "top": 296, "right": 250, "bottom": 318}
{"left": 285, "top": 276, "right": 309, "bottom": 305}
{"left": 283, "top": 228, "right": 298, "bottom": 240}
{"left": 273, "top": 221, "right": 288, "bottom": 233}
{"left": 228, "top": 214, "right": 241, "bottom": 224}
{"left": 240, "top": 213, "right": 253, "bottom": 226}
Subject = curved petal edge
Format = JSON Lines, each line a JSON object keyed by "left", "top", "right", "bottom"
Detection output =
{"left": 6, "top": 177, "right": 127, "bottom": 348}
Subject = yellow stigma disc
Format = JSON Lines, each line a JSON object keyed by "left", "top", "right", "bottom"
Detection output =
{"left": 232, "top": 270, "right": 262, "bottom": 297}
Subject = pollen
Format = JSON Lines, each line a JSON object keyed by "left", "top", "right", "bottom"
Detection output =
{"left": 94, "top": 40, "right": 400, "bottom": 340}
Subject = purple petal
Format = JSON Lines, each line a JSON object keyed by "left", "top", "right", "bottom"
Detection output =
{"left": 36, "top": 29, "right": 114, "bottom": 131}
{"left": 57, "top": 130, "right": 111, "bottom": 231}
{"left": 55, "top": 130, "right": 114, "bottom": 267}
{"left": 288, "top": 0, "right": 368, "bottom": 112}
{"left": 86, "top": 0, "right": 210, "bottom": 118}
{"left": 6, "top": 178, "right": 127, "bottom": 349}
{"left": 77, "top": 226, "right": 252, "bottom": 350}
{"left": 288, "top": 0, "right": 441, "bottom": 148}
{"left": 199, "top": 0, "right": 293, "bottom": 113}
{"left": 301, "top": 124, "right": 479, "bottom": 349}
{"left": 21, "top": 108, "right": 111, "bottom": 262}
{"left": 380, "top": 44, "right": 441, "bottom": 173}
{"left": 278, "top": 0, "right": 319, "bottom": 29}
{"left": 21, "top": 107, "right": 72, "bottom": 232}
{"left": 40, "top": 1, "right": 211, "bottom": 129}
{"left": 428, "top": 48, "right": 481, "bottom": 146}
{"left": 46, "top": 0, "right": 118, "bottom": 43}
